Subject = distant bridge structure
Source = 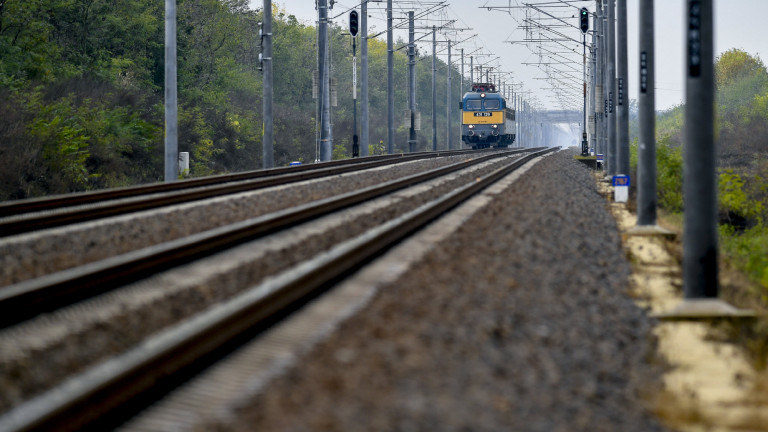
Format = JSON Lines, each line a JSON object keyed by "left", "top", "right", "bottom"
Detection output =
{"left": 539, "top": 110, "right": 582, "bottom": 124}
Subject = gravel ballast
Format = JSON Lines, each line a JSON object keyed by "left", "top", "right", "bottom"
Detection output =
{"left": 207, "top": 148, "right": 670, "bottom": 432}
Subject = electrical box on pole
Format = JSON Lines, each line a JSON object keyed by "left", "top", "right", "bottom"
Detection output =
{"left": 349, "top": 10, "right": 359, "bottom": 37}
{"left": 580, "top": 8, "right": 589, "bottom": 33}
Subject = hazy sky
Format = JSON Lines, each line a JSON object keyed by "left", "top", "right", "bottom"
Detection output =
{"left": 253, "top": 1, "right": 768, "bottom": 111}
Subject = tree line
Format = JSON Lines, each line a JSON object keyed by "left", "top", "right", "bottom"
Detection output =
{"left": 0, "top": 0, "right": 468, "bottom": 201}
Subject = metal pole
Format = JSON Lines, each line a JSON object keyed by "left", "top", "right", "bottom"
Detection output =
{"left": 591, "top": 14, "right": 598, "bottom": 154}
{"left": 262, "top": 0, "right": 274, "bottom": 169}
{"left": 598, "top": 0, "right": 606, "bottom": 164}
{"left": 361, "top": 0, "right": 369, "bottom": 156}
{"left": 408, "top": 11, "right": 416, "bottom": 153}
{"left": 521, "top": 100, "right": 525, "bottom": 148}
{"left": 460, "top": 48, "right": 464, "bottom": 146}
{"left": 447, "top": 39, "right": 452, "bottom": 150}
{"left": 164, "top": 0, "right": 178, "bottom": 182}
{"left": 470, "top": 56, "right": 473, "bottom": 83}
{"left": 637, "top": 0, "right": 657, "bottom": 226}
{"left": 319, "top": 0, "right": 331, "bottom": 161}
{"left": 515, "top": 94, "right": 519, "bottom": 147}
{"left": 683, "top": 0, "right": 717, "bottom": 298}
{"left": 352, "top": 36, "right": 358, "bottom": 157}
{"left": 432, "top": 26, "right": 437, "bottom": 151}
{"left": 582, "top": 31, "right": 588, "bottom": 155}
{"left": 607, "top": 0, "right": 616, "bottom": 175}
{"left": 387, "top": 0, "right": 394, "bottom": 154}
{"left": 616, "top": 0, "right": 629, "bottom": 174}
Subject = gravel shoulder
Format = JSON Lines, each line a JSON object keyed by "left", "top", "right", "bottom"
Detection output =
{"left": 202, "top": 148, "right": 671, "bottom": 432}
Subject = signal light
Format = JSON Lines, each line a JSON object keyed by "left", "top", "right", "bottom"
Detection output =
{"left": 579, "top": 8, "right": 589, "bottom": 33}
{"left": 349, "top": 10, "right": 359, "bottom": 37}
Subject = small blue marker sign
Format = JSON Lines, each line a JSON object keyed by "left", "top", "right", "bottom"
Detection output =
{"left": 289, "top": 161, "right": 302, "bottom": 166}
{"left": 612, "top": 175, "right": 630, "bottom": 187}
{"left": 613, "top": 175, "right": 630, "bottom": 203}
{"left": 596, "top": 154, "right": 604, "bottom": 162}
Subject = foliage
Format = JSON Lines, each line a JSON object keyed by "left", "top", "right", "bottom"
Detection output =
{"left": 332, "top": 143, "right": 350, "bottom": 160}
{"left": 1, "top": 0, "right": 469, "bottom": 198}
{"left": 715, "top": 49, "right": 768, "bottom": 165}
{"left": 655, "top": 134, "right": 684, "bottom": 212}
{"left": 716, "top": 49, "right": 767, "bottom": 89}
{"left": 718, "top": 169, "right": 765, "bottom": 228}
{"left": 720, "top": 224, "right": 768, "bottom": 290}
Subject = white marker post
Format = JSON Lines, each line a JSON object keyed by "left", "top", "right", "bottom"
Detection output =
{"left": 613, "top": 174, "right": 629, "bottom": 203}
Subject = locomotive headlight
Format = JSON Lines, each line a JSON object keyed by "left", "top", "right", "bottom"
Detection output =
{"left": 492, "top": 124, "right": 498, "bottom": 129}
{"left": 480, "top": 93, "right": 486, "bottom": 98}
{"left": 468, "top": 125, "right": 475, "bottom": 129}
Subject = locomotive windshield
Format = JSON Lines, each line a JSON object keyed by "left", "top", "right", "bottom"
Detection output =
{"left": 484, "top": 100, "right": 500, "bottom": 109}
{"left": 465, "top": 99, "right": 482, "bottom": 110}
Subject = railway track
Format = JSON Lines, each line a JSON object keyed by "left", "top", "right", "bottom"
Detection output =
{"left": 0, "top": 147, "right": 556, "bottom": 432}
{"left": 0, "top": 148, "right": 481, "bottom": 237}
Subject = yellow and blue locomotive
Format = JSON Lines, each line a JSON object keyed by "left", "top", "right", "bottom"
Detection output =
{"left": 460, "top": 83, "right": 516, "bottom": 149}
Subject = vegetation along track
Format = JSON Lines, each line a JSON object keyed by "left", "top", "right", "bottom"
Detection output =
{"left": 0, "top": 146, "right": 555, "bottom": 431}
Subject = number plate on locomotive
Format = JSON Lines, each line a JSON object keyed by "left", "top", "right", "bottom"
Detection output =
{"left": 474, "top": 112, "right": 492, "bottom": 117}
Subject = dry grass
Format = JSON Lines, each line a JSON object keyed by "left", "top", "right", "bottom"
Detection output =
{"left": 649, "top": 388, "right": 711, "bottom": 431}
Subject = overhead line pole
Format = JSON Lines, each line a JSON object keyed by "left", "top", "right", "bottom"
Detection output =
{"left": 387, "top": 0, "right": 394, "bottom": 154}
{"left": 164, "top": 0, "right": 178, "bottom": 182}
{"left": 447, "top": 39, "right": 452, "bottom": 150}
{"left": 616, "top": 0, "right": 629, "bottom": 174}
{"left": 318, "top": 0, "right": 331, "bottom": 162}
{"left": 606, "top": 0, "right": 616, "bottom": 176}
{"left": 662, "top": 0, "right": 753, "bottom": 319}
{"left": 432, "top": 26, "right": 437, "bottom": 151}
{"left": 361, "top": 0, "right": 369, "bottom": 156}
{"left": 408, "top": 11, "right": 416, "bottom": 153}
{"left": 262, "top": 0, "right": 274, "bottom": 169}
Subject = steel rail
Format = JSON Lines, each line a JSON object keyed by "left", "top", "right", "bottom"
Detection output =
{"left": 0, "top": 146, "right": 557, "bottom": 432}
{"left": 0, "top": 149, "right": 533, "bottom": 328}
{"left": 0, "top": 149, "right": 483, "bottom": 237}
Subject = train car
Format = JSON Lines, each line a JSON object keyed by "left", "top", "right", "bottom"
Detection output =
{"left": 460, "top": 83, "right": 516, "bottom": 149}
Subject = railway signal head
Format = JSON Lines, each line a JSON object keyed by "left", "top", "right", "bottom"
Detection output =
{"left": 349, "top": 10, "right": 359, "bottom": 37}
{"left": 580, "top": 8, "right": 589, "bottom": 33}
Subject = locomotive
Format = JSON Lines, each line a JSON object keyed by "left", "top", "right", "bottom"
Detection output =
{"left": 460, "top": 83, "right": 516, "bottom": 149}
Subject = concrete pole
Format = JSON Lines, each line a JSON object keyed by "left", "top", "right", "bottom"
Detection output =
{"left": 460, "top": 48, "right": 464, "bottom": 145}
{"left": 599, "top": 0, "right": 607, "bottom": 163}
{"left": 607, "top": 0, "right": 616, "bottom": 175}
{"left": 515, "top": 94, "right": 519, "bottom": 147}
{"left": 164, "top": 0, "right": 178, "bottom": 182}
{"left": 470, "top": 56, "right": 473, "bottom": 83}
{"left": 361, "top": 0, "right": 369, "bottom": 156}
{"left": 447, "top": 39, "right": 452, "bottom": 150}
{"left": 352, "top": 36, "right": 358, "bottom": 157}
{"left": 582, "top": 30, "right": 588, "bottom": 156}
{"left": 432, "top": 26, "right": 437, "bottom": 151}
{"left": 318, "top": 0, "right": 331, "bottom": 161}
{"left": 460, "top": 49, "right": 464, "bottom": 98}
{"left": 637, "top": 0, "right": 658, "bottom": 226}
{"left": 387, "top": 0, "right": 394, "bottom": 154}
{"left": 590, "top": 17, "right": 597, "bottom": 154}
{"left": 616, "top": 0, "right": 629, "bottom": 175}
{"left": 407, "top": 11, "right": 416, "bottom": 153}
{"left": 683, "top": 0, "right": 717, "bottom": 298}
{"left": 262, "top": 0, "right": 274, "bottom": 169}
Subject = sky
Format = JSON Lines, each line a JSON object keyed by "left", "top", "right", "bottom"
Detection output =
{"left": 252, "top": 0, "right": 768, "bottom": 112}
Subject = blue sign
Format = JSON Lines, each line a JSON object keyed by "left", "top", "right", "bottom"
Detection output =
{"left": 596, "top": 154, "right": 604, "bottom": 162}
{"left": 612, "top": 175, "right": 630, "bottom": 187}
{"left": 289, "top": 161, "right": 302, "bottom": 166}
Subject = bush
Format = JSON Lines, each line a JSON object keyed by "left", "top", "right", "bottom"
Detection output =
{"left": 721, "top": 224, "right": 768, "bottom": 290}
{"left": 656, "top": 135, "right": 684, "bottom": 212}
